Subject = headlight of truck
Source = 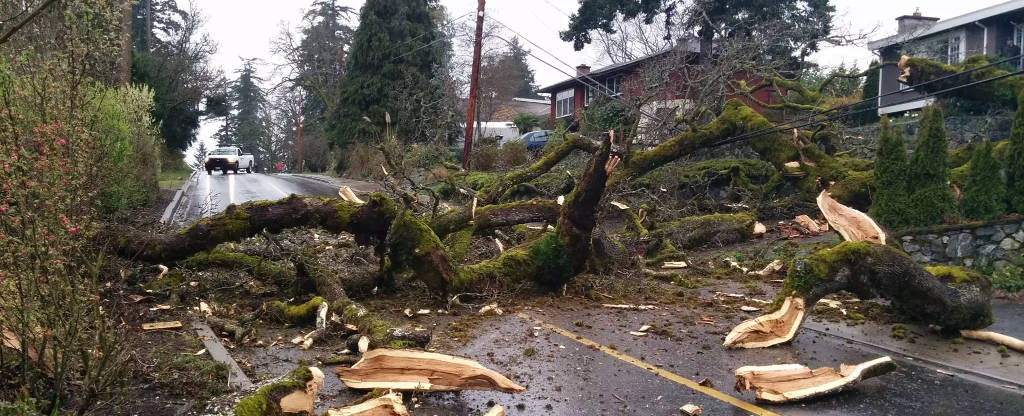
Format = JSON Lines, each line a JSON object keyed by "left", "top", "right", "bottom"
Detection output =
{"left": 228, "top": 157, "right": 237, "bottom": 163}
{"left": 204, "top": 158, "right": 210, "bottom": 164}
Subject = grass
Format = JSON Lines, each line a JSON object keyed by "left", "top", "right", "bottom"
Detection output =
{"left": 159, "top": 161, "right": 193, "bottom": 189}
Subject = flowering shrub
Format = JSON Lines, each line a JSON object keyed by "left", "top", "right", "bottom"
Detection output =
{"left": 0, "top": 56, "right": 139, "bottom": 412}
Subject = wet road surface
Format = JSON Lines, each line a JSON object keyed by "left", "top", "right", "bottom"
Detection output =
{"left": 173, "top": 172, "right": 376, "bottom": 225}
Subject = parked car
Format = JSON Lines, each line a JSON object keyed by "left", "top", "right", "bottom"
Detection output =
{"left": 204, "top": 146, "right": 254, "bottom": 174}
{"left": 519, "top": 130, "right": 553, "bottom": 150}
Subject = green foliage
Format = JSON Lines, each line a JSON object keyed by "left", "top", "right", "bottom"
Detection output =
{"left": 500, "top": 140, "right": 528, "bottom": 167}
{"left": 579, "top": 96, "right": 637, "bottom": 136}
{"left": 991, "top": 264, "right": 1024, "bottom": 293}
{"left": 217, "top": 59, "right": 270, "bottom": 167}
{"left": 960, "top": 141, "right": 1005, "bottom": 220}
{"left": 329, "top": 0, "right": 444, "bottom": 147}
{"left": 907, "top": 106, "right": 955, "bottom": 226}
{"left": 1008, "top": 93, "right": 1024, "bottom": 213}
{"left": 854, "top": 61, "right": 880, "bottom": 125}
{"left": 530, "top": 232, "right": 573, "bottom": 287}
{"left": 870, "top": 117, "right": 912, "bottom": 228}
{"left": 513, "top": 112, "right": 540, "bottom": 133}
{"left": 88, "top": 85, "right": 163, "bottom": 216}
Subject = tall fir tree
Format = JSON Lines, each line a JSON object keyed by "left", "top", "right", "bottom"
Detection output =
{"left": 191, "top": 140, "right": 209, "bottom": 170}
{"left": 329, "top": 0, "right": 443, "bottom": 149}
{"left": 220, "top": 59, "right": 270, "bottom": 167}
{"left": 1007, "top": 93, "right": 1024, "bottom": 213}
{"left": 907, "top": 106, "right": 955, "bottom": 226}
{"left": 505, "top": 37, "right": 539, "bottom": 98}
{"left": 869, "top": 117, "right": 911, "bottom": 228}
{"left": 960, "top": 140, "right": 1005, "bottom": 220}
{"left": 855, "top": 61, "right": 880, "bottom": 125}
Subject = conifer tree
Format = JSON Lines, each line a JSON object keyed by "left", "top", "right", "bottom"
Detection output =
{"left": 1007, "top": 93, "right": 1024, "bottom": 213}
{"left": 907, "top": 106, "right": 955, "bottom": 226}
{"left": 855, "top": 61, "right": 880, "bottom": 125}
{"left": 329, "top": 0, "right": 443, "bottom": 148}
{"left": 869, "top": 117, "right": 911, "bottom": 228}
{"left": 960, "top": 140, "right": 1005, "bottom": 220}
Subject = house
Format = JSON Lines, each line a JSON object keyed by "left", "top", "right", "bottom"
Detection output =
{"left": 868, "top": 1, "right": 1024, "bottom": 115}
{"left": 535, "top": 41, "right": 779, "bottom": 138}
{"left": 490, "top": 97, "right": 550, "bottom": 122}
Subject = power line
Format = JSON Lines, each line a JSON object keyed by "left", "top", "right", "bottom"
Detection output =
{"left": 389, "top": 11, "right": 475, "bottom": 62}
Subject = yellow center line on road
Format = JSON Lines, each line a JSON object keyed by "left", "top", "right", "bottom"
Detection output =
{"left": 516, "top": 312, "right": 782, "bottom": 416}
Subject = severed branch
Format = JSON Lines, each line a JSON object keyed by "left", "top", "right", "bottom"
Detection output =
{"left": 0, "top": 0, "right": 58, "bottom": 45}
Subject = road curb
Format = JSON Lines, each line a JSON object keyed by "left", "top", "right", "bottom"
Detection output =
{"left": 160, "top": 170, "right": 197, "bottom": 224}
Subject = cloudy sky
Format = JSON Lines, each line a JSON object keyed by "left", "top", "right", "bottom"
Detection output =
{"left": 189, "top": 0, "right": 1012, "bottom": 149}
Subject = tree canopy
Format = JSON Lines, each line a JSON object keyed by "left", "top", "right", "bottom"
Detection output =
{"left": 328, "top": 0, "right": 445, "bottom": 148}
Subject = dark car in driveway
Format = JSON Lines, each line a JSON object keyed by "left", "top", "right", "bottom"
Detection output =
{"left": 519, "top": 130, "right": 552, "bottom": 150}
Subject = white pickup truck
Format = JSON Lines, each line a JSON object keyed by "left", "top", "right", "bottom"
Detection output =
{"left": 204, "top": 147, "right": 255, "bottom": 174}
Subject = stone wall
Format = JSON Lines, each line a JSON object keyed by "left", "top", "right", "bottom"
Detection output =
{"left": 836, "top": 112, "right": 1012, "bottom": 159}
{"left": 898, "top": 219, "right": 1024, "bottom": 269}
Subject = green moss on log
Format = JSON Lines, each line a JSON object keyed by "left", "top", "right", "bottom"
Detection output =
{"left": 234, "top": 366, "right": 314, "bottom": 416}
{"left": 180, "top": 248, "right": 292, "bottom": 281}
{"left": 266, "top": 296, "right": 324, "bottom": 324}
{"left": 652, "top": 212, "right": 756, "bottom": 250}
{"left": 829, "top": 170, "right": 875, "bottom": 211}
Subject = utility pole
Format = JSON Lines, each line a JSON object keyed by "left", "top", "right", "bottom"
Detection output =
{"left": 296, "top": 96, "right": 303, "bottom": 173}
{"left": 462, "top": 0, "right": 485, "bottom": 169}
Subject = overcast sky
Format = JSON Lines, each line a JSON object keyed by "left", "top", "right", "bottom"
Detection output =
{"left": 189, "top": 0, "right": 1012, "bottom": 150}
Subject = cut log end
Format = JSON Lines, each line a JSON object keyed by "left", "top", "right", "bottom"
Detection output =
{"left": 734, "top": 356, "right": 896, "bottom": 403}
{"left": 723, "top": 297, "right": 805, "bottom": 349}
{"left": 817, "top": 190, "right": 886, "bottom": 245}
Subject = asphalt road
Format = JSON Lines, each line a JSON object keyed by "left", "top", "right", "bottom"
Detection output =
{"left": 173, "top": 171, "right": 373, "bottom": 225}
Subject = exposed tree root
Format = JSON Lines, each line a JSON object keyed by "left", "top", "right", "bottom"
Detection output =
{"left": 960, "top": 330, "right": 1024, "bottom": 352}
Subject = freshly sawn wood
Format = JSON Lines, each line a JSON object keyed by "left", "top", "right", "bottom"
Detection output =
{"left": 723, "top": 297, "right": 806, "bottom": 348}
{"left": 326, "top": 391, "right": 409, "bottom": 416}
{"left": 734, "top": 356, "right": 896, "bottom": 403}
{"left": 335, "top": 349, "right": 526, "bottom": 392}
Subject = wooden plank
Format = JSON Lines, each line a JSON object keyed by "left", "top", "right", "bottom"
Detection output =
{"left": 141, "top": 321, "right": 182, "bottom": 330}
{"left": 192, "top": 322, "right": 253, "bottom": 390}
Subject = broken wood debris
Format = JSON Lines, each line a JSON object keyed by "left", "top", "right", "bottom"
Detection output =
{"left": 679, "top": 403, "right": 702, "bottom": 415}
{"left": 817, "top": 190, "right": 886, "bottom": 245}
{"left": 357, "top": 336, "right": 370, "bottom": 354}
{"left": 740, "top": 306, "right": 761, "bottom": 312}
{"left": 661, "top": 261, "right": 687, "bottom": 269}
{"left": 142, "top": 321, "right": 182, "bottom": 331}
{"left": 338, "top": 186, "right": 365, "bottom": 204}
{"left": 235, "top": 366, "right": 323, "bottom": 414}
{"left": 602, "top": 304, "right": 657, "bottom": 311}
{"left": 724, "top": 257, "right": 749, "bottom": 273}
{"left": 483, "top": 404, "right": 505, "bottom": 416}
{"left": 723, "top": 297, "right": 806, "bottom": 349}
{"left": 793, "top": 214, "right": 824, "bottom": 233}
{"left": 326, "top": 391, "right": 409, "bottom": 416}
{"left": 734, "top": 356, "right": 896, "bottom": 403}
{"left": 628, "top": 331, "right": 647, "bottom": 337}
{"left": 609, "top": 201, "right": 629, "bottom": 210}
{"left": 752, "top": 222, "right": 767, "bottom": 236}
{"left": 959, "top": 330, "right": 1024, "bottom": 352}
{"left": 335, "top": 349, "right": 526, "bottom": 392}
{"left": 751, "top": 259, "right": 784, "bottom": 276}
{"left": 478, "top": 303, "right": 503, "bottom": 316}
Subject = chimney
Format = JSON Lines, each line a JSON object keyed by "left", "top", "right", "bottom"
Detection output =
{"left": 576, "top": 64, "right": 591, "bottom": 75}
{"left": 896, "top": 7, "right": 939, "bottom": 35}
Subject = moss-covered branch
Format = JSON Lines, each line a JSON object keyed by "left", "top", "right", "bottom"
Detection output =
{"left": 900, "top": 55, "right": 1024, "bottom": 107}
{"left": 430, "top": 199, "right": 561, "bottom": 239}
{"left": 476, "top": 134, "right": 597, "bottom": 204}
{"left": 779, "top": 242, "right": 992, "bottom": 330}
{"left": 648, "top": 212, "right": 756, "bottom": 251}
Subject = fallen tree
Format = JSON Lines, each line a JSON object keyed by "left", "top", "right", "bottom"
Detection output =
{"left": 725, "top": 242, "right": 993, "bottom": 348}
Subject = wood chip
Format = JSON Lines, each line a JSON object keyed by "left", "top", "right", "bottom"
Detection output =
{"left": 557, "top": 195, "right": 565, "bottom": 205}
{"left": 661, "top": 261, "right": 687, "bottom": 269}
{"left": 602, "top": 304, "right": 657, "bottom": 310}
{"left": 629, "top": 331, "right": 647, "bottom": 337}
{"left": 149, "top": 304, "right": 172, "bottom": 311}
{"left": 680, "top": 403, "right": 702, "bottom": 415}
{"left": 793, "top": 214, "right": 822, "bottom": 233}
{"left": 403, "top": 308, "right": 414, "bottom": 318}
{"left": 193, "top": 348, "right": 207, "bottom": 355}
{"left": 740, "top": 306, "right": 761, "bottom": 312}
{"left": 142, "top": 321, "right": 182, "bottom": 331}
{"left": 483, "top": 404, "right": 505, "bottom": 416}
{"left": 638, "top": 325, "right": 651, "bottom": 332}
{"left": 416, "top": 309, "right": 431, "bottom": 315}
{"left": 326, "top": 391, "right": 408, "bottom": 416}
{"left": 752, "top": 222, "right": 767, "bottom": 236}
{"left": 724, "top": 297, "right": 805, "bottom": 349}
{"left": 478, "top": 304, "right": 503, "bottom": 316}
{"left": 609, "top": 201, "right": 630, "bottom": 210}
{"left": 338, "top": 186, "right": 365, "bottom": 204}
{"left": 335, "top": 349, "right": 526, "bottom": 392}
{"left": 127, "top": 294, "right": 148, "bottom": 303}
{"left": 357, "top": 336, "right": 370, "bottom": 354}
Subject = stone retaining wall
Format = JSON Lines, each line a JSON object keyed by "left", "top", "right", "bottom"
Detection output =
{"left": 836, "top": 112, "right": 1012, "bottom": 159}
{"left": 899, "top": 219, "right": 1024, "bottom": 269}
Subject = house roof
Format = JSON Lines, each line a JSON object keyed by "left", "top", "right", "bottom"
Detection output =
{"left": 868, "top": 0, "right": 1024, "bottom": 50}
{"left": 537, "top": 48, "right": 682, "bottom": 93}
{"left": 512, "top": 97, "right": 549, "bottom": 104}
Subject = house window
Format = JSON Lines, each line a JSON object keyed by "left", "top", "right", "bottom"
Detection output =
{"left": 604, "top": 76, "right": 622, "bottom": 96}
{"left": 555, "top": 89, "right": 574, "bottom": 118}
{"left": 948, "top": 34, "right": 963, "bottom": 64}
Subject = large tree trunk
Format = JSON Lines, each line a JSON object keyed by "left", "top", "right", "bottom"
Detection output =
{"left": 725, "top": 242, "right": 993, "bottom": 348}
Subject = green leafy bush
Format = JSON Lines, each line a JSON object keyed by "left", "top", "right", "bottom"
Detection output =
{"left": 991, "top": 264, "right": 1024, "bottom": 293}
{"left": 513, "top": 112, "right": 540, "bottom": 133}
{"left": 869, "top": 117, "right": 912, "bottom": 228}
{"left": 500, "top": 140, "right": 527, "bottom": 167}
{"left": 89, "top": 85, "right": 162, "bottom": 216}
{"left": 960, "top": 140, "right": 1005, "bottom": 220}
